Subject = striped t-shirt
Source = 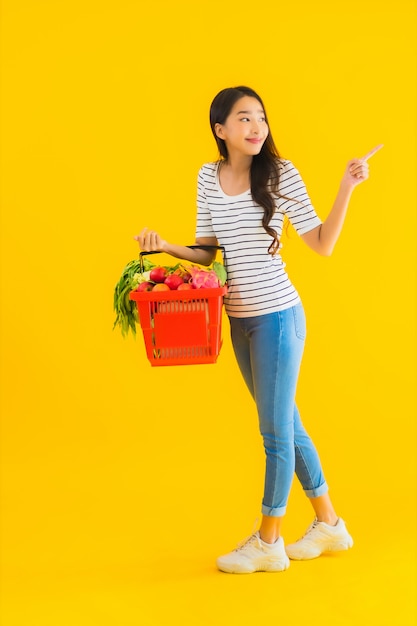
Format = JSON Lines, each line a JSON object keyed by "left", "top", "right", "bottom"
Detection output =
{"left": 195, "top": 159, "right": 322, "bottom": 318}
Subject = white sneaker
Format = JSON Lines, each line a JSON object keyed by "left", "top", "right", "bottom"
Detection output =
{"left": 216, "top": 532, "right": 290, "bottom": 574}
{"left": 285, "top": 518, "right": 353, "bottom": 560}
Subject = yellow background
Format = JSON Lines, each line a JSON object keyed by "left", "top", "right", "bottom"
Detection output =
{"left": 1, "top": 1, "right": 416, "bottom": 624}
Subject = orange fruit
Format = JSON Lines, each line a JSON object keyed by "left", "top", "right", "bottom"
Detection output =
{"left": 152, "top": 283, "right": 170, "bottom": 291}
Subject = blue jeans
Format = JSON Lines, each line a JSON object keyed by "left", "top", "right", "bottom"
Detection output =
{"left": 229, "top": 303, "right": 328, "bottom": 517}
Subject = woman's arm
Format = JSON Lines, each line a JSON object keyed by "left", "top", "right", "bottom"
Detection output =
{"left": 301, "top": 145, "right": 383, "bottom": 256}
{"left": 134, "top": 228, "right": 218, "bottom": 266}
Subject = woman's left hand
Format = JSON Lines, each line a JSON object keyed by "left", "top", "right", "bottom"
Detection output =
{"left": 342, "top": 144, "right": 383, "bottom": 188}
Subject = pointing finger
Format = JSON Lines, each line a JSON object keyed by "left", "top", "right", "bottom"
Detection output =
{"left": 360, "top": 144, "right": 384, "bottom": 162}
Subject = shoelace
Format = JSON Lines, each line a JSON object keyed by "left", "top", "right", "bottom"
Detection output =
{"left": 235, "top": 533, "right": 259, "bottom": 552}
{"left": 234, "top": 517, "right": 261, "bottom": 551}
{"left": 296, "top": 518, "right": 320, "bottom": 541}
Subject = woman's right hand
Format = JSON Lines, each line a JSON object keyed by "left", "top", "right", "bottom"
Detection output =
{"left": 134, "top": 227, "right": 167, "bottom": 252}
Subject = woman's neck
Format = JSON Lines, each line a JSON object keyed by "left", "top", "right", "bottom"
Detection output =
{"left": 219, "top": 156, "right": 252, "bottom": 195}
{"left": 223, "top": 152, "right": 253, "bottom": 175}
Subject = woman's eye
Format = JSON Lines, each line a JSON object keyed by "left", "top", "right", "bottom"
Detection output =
{"left": 240, "top": 117, "right": 250, "bottom": 122}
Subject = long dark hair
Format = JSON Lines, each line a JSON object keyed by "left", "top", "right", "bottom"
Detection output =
{"left": 210, "top": 86, "right": 282, "bottom": 255}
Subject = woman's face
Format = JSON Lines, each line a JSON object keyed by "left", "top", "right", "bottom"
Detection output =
{"left": 214, "top": 96, "right": 269, "bottom": 158}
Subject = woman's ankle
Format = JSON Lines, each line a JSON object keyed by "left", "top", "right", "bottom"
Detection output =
{"left": 259, "top": 531, "right": 280, "bottom": 544}
{"left": 316, "top": 515, "right": 338, "bottom": 526}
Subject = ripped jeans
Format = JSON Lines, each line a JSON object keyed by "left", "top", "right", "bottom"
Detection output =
{"left": 229, "top": 303, "right": 328, "bottom": 517}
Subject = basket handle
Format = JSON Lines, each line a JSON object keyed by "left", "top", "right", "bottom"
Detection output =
{"left": 139, "top": 245, "right": 225, "bottom": 274}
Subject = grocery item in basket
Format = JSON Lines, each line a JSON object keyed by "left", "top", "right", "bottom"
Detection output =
{"left": 113, "top": 257, "right": 226, "bottom": 338}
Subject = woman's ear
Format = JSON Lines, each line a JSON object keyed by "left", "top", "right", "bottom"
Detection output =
{"left": 214, "top": 123, "right": 225, "bottom": 139}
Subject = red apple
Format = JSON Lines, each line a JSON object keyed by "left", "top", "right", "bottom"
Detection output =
{"left": 136, "top": 281, "right": 154, "bottom": 292}
{"left": 150, "top": 266, "right": 168, "bottom": 283}
{"left": 164, "top": 274, "right": 184, "bottom": 290}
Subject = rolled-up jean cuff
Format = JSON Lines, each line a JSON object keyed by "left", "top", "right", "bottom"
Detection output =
{"left": 304, "top": 481, "right": 328, "bottom": 498}
{"left": 261, "top": 504, "right": 287, "bottom": 517}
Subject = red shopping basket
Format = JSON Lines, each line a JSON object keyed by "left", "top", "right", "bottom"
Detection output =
{"left": 129, "top": 247, "right": 227, "bottom": 366}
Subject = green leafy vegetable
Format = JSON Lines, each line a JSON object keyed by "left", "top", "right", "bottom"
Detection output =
{"left": 213, "top": 261, "right": 227, "bottom": 286}
{"left": 113, "top": 257, "right": 155, "bottom": 337}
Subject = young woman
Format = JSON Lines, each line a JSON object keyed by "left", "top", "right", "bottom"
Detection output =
{"left": 135, "top": 86, "right": 382, "bottom": 574}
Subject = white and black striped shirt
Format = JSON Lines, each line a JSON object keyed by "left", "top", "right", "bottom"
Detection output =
{"left": 196, "top": 159, "right": 322, "bottom": 318}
